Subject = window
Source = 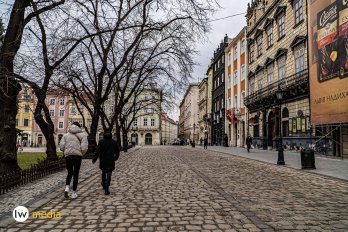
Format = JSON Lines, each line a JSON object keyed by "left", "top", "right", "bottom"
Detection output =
{"left": 49, "top": 98, "right": 55, "bottom": 105}
{"left": 71, "top": 107, "right": 76, "bottom": 115}
{"left": 256, "top": 72, "right": 263, "bottom": 92}
{"left": 249, "top": 44, "right": 255, "bottom": 63}
{"left": 295, "top": 47, "right": 305, "bottom": 73}
{"left": 234, "top": 96, "right": 238, "bottom": 109}
{"left": 294, "top": 0, "right": 303, "bottom": 25}
{"left": 257, "top": 35, "right": 262, "bottom": 56}
{"left": 278, "top": 14, "right": 285, "bottom": 38}
{"left": 151, "top": 118, "right": 155, "bottom": 127}
{"left": 23, "top": 119, "right": 29, "bottom": 127}
{"left": 228, "top": 53, "right": 231, "bottom": 63}
{"left": 234, "top": 71, "right": 238, "bottom": 85}
{"left": 278, "top": 57, "right": 286, "bottom": 83}
{"left": 241, "top": 92, "right": 245, "bottom": 108}
{"left": 59, "top": 98, "right": 64, "bottom": 106}
{"left": 144, "top": 118, "right": 148, "bottom": 126}
{"left": 24, "top": 105, "right": 30, "bottom": 113}
{"left": 267, "top": 65, "right": 274, "bottom": 84}
{"left": 234, "top": 46, "right": 238, "bottom": 60}
{"left": 241, "top": 40, "right": 246, "bottom": 54}
{"left": 266, "top": 25, "right": 273, "bottom": 47}
{"left": 250, "top": 77, "right": 255, "bottom": 94}
{"left": 49, "top": 110, "right": 54, "bottom": 117}
{"left": 241, "top": 65, "right": 246, "bottom": 80}
{"left": 59, "top": 110, "right": 64, "bottom": 117}
{"left": 134, "top": 119, "right": 138, "bottom": 127}
{"left": 228, "top": 75, "right": 231, "bottom": 87}
{"left": 59, "top": 122, "right": 64, "bottom": 129}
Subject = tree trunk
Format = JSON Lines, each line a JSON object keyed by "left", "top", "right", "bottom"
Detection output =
{"left": 0, "top": 0, "right": 29, "bottom": 174}
{"left": 122, "top": 127, "right": 128, "bottom": 152}
{"left": 34, "top": 101, "right": 58, "bottom": 161}
{"left": 85, "top": 113, "right": 99, "bottom": 158}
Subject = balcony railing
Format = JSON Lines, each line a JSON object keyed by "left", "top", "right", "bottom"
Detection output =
{"left": 245, "top": 69, "right": 309, "bottom": 110}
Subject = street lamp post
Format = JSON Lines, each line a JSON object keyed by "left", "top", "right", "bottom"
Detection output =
{"left": 192, "top": 123, "right": 196, "bottom": 148}
{"left": 275, "top": 89, "right": 285, "bottom": 165}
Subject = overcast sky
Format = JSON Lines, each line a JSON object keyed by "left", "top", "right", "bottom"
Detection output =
{"left": 0, "top": 0, "right": 249, "bottom": 121}
{"left": 170, "top": 0, "right": 248, "bottom": 121}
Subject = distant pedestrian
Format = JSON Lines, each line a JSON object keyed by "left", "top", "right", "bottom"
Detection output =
{"left": 246, "top": 135, "right": 252, "bottom": 153}
{"left": 204, "top": 138, "right": 208, "bottom": 149}
{"left": 92, "top": 128, "right": 120, "bottom": 195}
{"left": 60, "top": 122, "right": 88, "bottom": 199}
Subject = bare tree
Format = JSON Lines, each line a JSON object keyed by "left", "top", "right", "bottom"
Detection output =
{"left": 0, "top": 0, "right": 65, "bottom": 173}
{"left": 56, "top": 0, "right": 215, "bottom": 156}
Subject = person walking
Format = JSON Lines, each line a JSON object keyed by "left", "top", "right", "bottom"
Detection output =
{"left": 203, "top": 137, "right": 208, "bottom": 149}
{"left": 246, "top": 135, "right": 252, "bottom": 153}
{"left": 60, "top": 122, "right": 88, "bottom": 199}
{"left": 92, "top": 128, "right": 120, "bottom": 195}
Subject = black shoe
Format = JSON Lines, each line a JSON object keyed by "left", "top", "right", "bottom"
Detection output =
{"left": 105, "top": 186, "right": 110, "bottom": 195}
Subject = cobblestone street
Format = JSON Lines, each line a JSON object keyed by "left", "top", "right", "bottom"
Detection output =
{"left": 3, "top": 146, "right": 348, "bottom": 232}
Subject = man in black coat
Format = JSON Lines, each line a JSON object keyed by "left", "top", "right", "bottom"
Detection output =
{"left": 92, "top": 128, "right": 120, "bottom": 195}
{"left": 246, "top": 135, "right": 252, "bottom": 153}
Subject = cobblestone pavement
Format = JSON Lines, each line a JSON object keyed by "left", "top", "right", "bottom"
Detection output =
{"left": 3, "top": 146, "right": 348, "bottom": 232}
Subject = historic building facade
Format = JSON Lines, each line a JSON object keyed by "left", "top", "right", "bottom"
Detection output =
{"left": 211, "top": 35, "right": 232, "bottom": 146}
{"left": 198, "top": 78, "right": 208, "bottom": 144}
{"left": 225, "top": 27, "right": 248, "bottom": 147}
{"left": 206, "top": 64, "right": 213, "bottom": 145}
{"left": 179, "top": 100, "right": 185, "bottom": 140}
{"left": 181, "top": 83, "right": 199, "bottom": 143}
{"left": 245, "top": 0, "right": 310, "bottom": 150}
{"left": 161, "top": 113, "right": 178, "bottom": 144}
{"left": 16, "top": 88, "right": 34, "bottom": 146}
{"left": 127, "top": 87, "right": 162, "bottom": 146}
{"left": 31, "top": 89, "right": 70, "bottom": 146}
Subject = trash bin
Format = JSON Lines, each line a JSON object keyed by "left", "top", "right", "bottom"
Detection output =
{"left": 301, "top": 149, "right": 316, "bottom": 169}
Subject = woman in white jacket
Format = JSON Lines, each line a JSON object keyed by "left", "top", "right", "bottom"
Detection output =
{"left": 59, "top": 122, "right": 88, "bottom": 199}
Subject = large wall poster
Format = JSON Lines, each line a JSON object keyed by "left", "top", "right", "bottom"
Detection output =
{"left": 309, "top": 0, "right": 348, "bottom": 125}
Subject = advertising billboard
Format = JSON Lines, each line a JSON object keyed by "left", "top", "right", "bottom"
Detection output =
{"left": 308, "top": 0, "right": 348, "bottom": 125}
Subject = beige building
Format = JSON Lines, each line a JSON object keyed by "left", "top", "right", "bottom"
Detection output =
{"left": 161, "top": 113, "right": 178, "bottom": 144}
{"left": 179, "top": 100, "right": 185, "bottom": 140}
{"left": 198, "top": 78, "right": 208, "bottom": 144}
{"left": 225, "top": 27, "right": 247, "bottom": 147}
{"left": 206, "top": 64, "right": 213, "bottom": 145}
{"left": 245, "top": 0, "right": 310, "bottom": 150}
{"left": 181, "top": 83, "right": 200, "bottom": 143}
{"left": 127, "top": 87, "right": 162, "bottom": 146}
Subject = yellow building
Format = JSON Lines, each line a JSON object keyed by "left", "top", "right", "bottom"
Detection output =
{"left": 16, "top": 89, "right": 34, "bottom": 146}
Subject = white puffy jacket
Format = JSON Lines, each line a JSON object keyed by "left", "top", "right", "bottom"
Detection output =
{"left": 59, "top": 125, "right": 88, "bottom": 157}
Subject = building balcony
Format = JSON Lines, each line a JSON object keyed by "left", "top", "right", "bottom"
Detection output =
{"left": 245, "top": 69, "right": 309, "bottom": 112}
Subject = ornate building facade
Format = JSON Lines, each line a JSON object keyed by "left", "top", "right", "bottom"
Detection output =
{"left": 245, "top": 0, "right": 310, "bottom": 150}
{"left": 211, "top": 35, "right": 232, "bottom": 145}
{"left": 225, "top": 27, "right": 248, "bottom": 147}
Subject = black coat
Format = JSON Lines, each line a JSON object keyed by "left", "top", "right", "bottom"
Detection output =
{"left": 246, "top": 136, "right": 252, "bottom": 146}
{"left": 93, "top": 137, "right": 120, "bottom": 171}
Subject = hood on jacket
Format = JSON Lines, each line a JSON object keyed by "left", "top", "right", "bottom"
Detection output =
{"left": 104, "top": 128, "right": 112, "bottom": 139}
{"left": 69, "top": 125, "right": 82, "bottom": 134}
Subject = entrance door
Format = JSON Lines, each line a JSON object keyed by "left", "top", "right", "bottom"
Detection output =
{"left": 267, "top": 112, "right": 275, "bottom": 147}
{"left": 145, "top": 133, "right": 152, "bottom": 145}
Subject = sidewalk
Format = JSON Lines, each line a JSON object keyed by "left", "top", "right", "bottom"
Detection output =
{"left": 195, "top": 145, "right": 348, "bottom": 181}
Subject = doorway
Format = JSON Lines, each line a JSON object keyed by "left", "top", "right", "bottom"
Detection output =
{"left": 267, "top": 111, "right": 276, "bottom": 147}
{"left": 145, "top": 133, "right": 152, "bottom": 145}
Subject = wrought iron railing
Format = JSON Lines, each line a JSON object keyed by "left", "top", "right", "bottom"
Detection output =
{"left": 245, "top": 69, "right": 309, "bottom": 107}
